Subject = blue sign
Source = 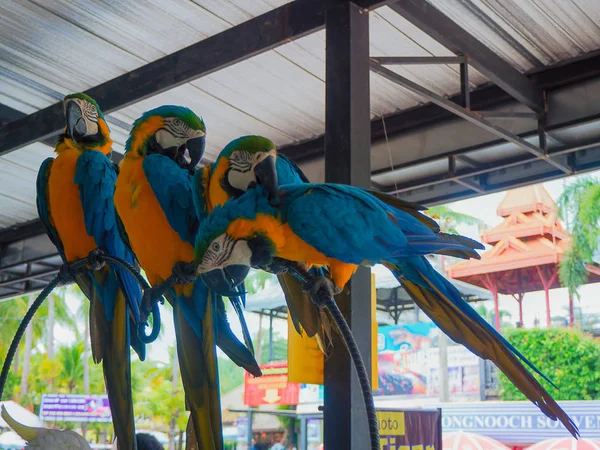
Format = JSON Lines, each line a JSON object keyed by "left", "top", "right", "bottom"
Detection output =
{"left": 442, "top": 401, "right": 600, "bottom": 444}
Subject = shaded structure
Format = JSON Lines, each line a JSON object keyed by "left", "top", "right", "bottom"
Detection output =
{"left": 447, "top": 185, "right": 600, "bottom": 329}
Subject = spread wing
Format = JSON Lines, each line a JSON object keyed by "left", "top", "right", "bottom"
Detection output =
{"left": 283, "top": 183, "right": 480, "bottom": 265}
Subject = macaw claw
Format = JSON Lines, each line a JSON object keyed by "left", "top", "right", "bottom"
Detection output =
{"left": 302, "top": 276, "right": 340, "bottom": 308}
{"left": 171, "top": 261, "right": 197, "bottom": 284}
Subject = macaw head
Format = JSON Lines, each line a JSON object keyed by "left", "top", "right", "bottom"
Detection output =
{"left": 214, "top": 135, "right": 279, "bottom": 201}
{"left": 125, "top": 105, "right": 206, "bottom": 170}
{"left": 63, "top": 93, "right": 112, "bottom": 155}
{"left": 194, "top": 186, "right": 278, "bottom": 294}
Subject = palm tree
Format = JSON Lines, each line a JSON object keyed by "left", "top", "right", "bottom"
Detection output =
{"left": 427, "top": 205, "right": 486, "bottom": 235}
{"left": 557, "top": 177, "right": 600, "bottom": 297}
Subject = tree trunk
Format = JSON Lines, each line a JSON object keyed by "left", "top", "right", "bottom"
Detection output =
{"left": 13, "top": 345, "right": 20, "bottom": 378}
{"left": 169, "top": 345, "right": 179, "bottom": 450}
{"left": 83, "top": 316, "right": 90, "bottom": 394}
{"left": 47, "top": 295, "right": 55, "bottom": 359}
{"left": 47, "top": 294, "right": 55, "bottom": 390}
{"left": 19, "top": 295, "right": 35, "bottom": 400}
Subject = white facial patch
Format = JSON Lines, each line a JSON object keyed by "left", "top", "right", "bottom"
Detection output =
{"left": 155, "top": 128, "right": 183, "bottom": 150}
{"left": 65, "top": 98, "right": 99, "bottom": 136}
{"left": 228, "top": 168, "right": 256, "bottom": 192}
{"left": 198, "top": 234, "right": 251, "bottom": 273}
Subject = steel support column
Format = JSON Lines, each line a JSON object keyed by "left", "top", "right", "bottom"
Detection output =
{"left": 324, "top": 2, "right": 372, "bottom": 450}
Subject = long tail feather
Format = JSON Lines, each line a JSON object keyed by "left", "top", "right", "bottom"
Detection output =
{"left": 228, "top": 287, "right": 255, "bottom": 354}
{"left": 173, "top": 297, "right": 222, "bottom": 450}
{"left": 216, "top": 297, "right": 262, "bottom": 377}
{"left": 386, "top": 257, "right": 579, "bottom": 438}
{"left": 88, "top": 278, "right": 137, "bottom": 450}
{"left": 278, "top": 273, "right": 333, "bottom": 353}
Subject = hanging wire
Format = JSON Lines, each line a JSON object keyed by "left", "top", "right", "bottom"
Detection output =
{"left": 382, "top": 115, "right": 399, "bottom": 197}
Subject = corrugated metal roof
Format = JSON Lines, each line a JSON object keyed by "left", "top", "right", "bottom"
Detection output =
{"left": 2, "top": 0, "right": 600, "bottom": 229}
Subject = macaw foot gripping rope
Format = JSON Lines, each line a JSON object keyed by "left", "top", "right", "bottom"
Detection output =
{"left": 288, "top": 266, "right": 380, "bottom": 450}
{"left": 0, "top": 249, "right": 161, "bottom": 401}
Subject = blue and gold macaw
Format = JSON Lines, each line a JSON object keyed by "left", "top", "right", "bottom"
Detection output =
{"left": 194, "top": 136, "right": 332, "bottom": 348}
{"left": 194, "top": 179, "right": 579, "bottom": 437}
{"left": 114, "top": 107, "right": 260, "bottom": 450}
{"left": 36, "top": 93, "right": 144, "bottom": 450}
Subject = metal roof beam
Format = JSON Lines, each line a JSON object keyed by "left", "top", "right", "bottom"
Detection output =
{"left": 371, "top": 56, "right": 466, "bottom": 65}
{"left": 387, "top": 0, "right": 544, "bottom": 113}
{"left": 0, "top": 0, "right": 385, "bottom": 157}
{"left": 370, "top": 60, "right": 571, "bottom": 174}
{"left": 385, "top": 140, "right": 600, "bottom": 198}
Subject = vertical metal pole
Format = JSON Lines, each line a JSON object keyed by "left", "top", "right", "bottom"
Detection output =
{"left": 479, "top": 359, "right": 486, "bottom": 401}
{"left": 299, "top": 417, "right": 307, "bottom": 450}
{"left": 247, "top": 409, "right": 253, "bottom": 450}
{"left": 493, "top": 285, "right": 500, "bottom": 331}
{"left": 268, "top": 310, "right": 274, "bottom": 361}
{"left": 438, "top": 331, "right": 449, "bottom": 402}
{"left": 459, "top": 59, "right": 470, "bottom": 110}
{"left": 324, "top": 2, "right": 371, "bottom": 450}
{"left": 545, "top": 287, "right": 551, "bottom": 327}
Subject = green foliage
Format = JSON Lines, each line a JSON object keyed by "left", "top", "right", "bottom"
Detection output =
{"left": 427, "top": 205, "right": 486, "bottom": 235}
{"left": 219, "top": 357, "right": 245, "bottom": 395}
{"left": 557, "top": 177, "right": 600, "bottom": 297}
{"left": 499, "top": 328, "right": 600, "bottom": 400}
{"left": 245, "top": 270, "right": 275, "bottom": 295}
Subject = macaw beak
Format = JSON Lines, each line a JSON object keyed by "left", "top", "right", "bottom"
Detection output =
{"left": 65, "top": 101, "right": 87, "bottom": 139}
{"left": 186, "top": 135, "right": 206, "bottom": 169}
{"left": 201, "top": 265, "right": 250, "bottom": 296}
{"left": 254, "top": 155, "right": 279, "bottom": 200}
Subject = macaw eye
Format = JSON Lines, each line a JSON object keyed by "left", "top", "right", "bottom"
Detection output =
{"left": 211, "top": 242, "right": 220, "bottom": 252}
{"left": 173, "top": 118, "right": 183, "bottom": 127}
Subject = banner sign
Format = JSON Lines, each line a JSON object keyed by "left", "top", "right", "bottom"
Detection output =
{"left": 40, "top": 394, "right": 111, "bottom": 422}
{"left": 244, "top": 363, "right": 300, "bottom": 406}
{"left": 442, "top": 401, "right": 600, "bottom": 444}
{"left": 377, "top": 408, "right": 442, "bottom": 450}
{"left": 376, "top": 323, "right": 479, "bottom": 397}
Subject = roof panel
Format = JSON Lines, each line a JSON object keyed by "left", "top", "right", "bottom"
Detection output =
{"left": 426, "top": 0, "right": 600, "bottom": 71}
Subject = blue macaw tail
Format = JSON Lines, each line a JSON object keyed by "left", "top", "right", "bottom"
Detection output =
{"left": 172, "top": 296, "right": 222, "bottom": 450}
{"left": 385, "top": 256, "right": 579, "bottom": 438}
{"left": 215, "top": 296, "right": 261, "bottom": 377}
{"left": 86, "top": 271, "right": 137, "bottom": 450}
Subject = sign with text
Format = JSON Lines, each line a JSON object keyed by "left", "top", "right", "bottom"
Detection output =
{"left": 40, "top": 394, "right": 111, "bottom": 422}
{"left": 442, "top": 401, "right": 600, "bottom": 444}
{"left": 377, "top": 409, "right": 442, "bottom": 450}
{"left": 244, "top": 363, "right": 300, "bottom": 406}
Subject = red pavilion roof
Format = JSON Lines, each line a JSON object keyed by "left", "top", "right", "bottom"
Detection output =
{"left": 447, "top": 185, "right": 600, "bottom": 295}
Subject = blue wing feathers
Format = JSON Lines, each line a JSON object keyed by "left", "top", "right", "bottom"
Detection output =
{"left": 75, "top": 151, "right": 141, "bottom": 323}
{"left": 143, "top": 154, "right": 198, "bottom": 245}
{"left": 36, "top": 158, "right": 66, "bottom": 261}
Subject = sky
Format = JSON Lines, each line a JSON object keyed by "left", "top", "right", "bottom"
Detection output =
{"left": 53, "top": 169, "right": 600, "bottom": 365}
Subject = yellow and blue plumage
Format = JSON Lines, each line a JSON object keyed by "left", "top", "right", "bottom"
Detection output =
{"left": 194, "top": 179, "right": 579, "bottom": 439}
{"left": 114, "top": 107, "right": 260, "bottom": 450}
{"left": 194, "top": 136, "right": 332, "bottom": 348}
{"left": 36, "top": 93, "right": 142, "bottom": 450}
